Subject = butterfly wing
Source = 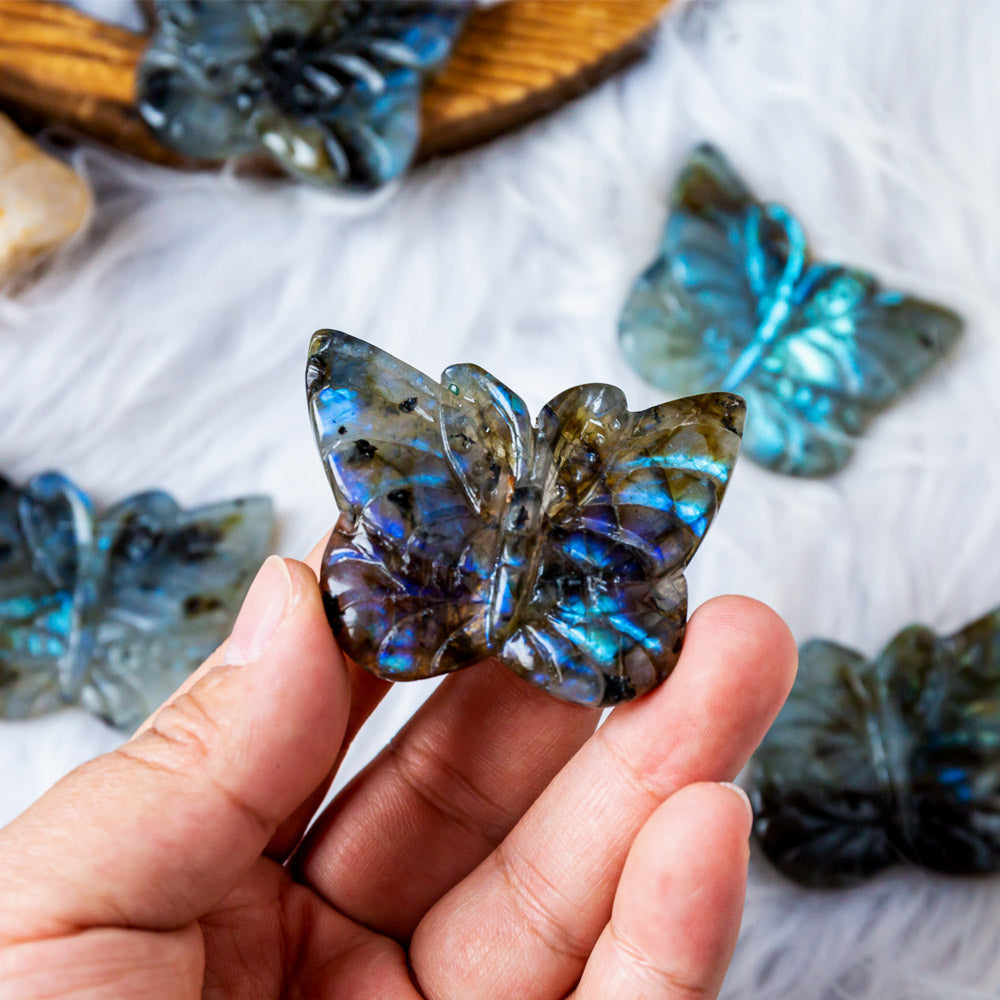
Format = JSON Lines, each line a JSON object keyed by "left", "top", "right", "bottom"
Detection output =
{"left": 61, "top": 492, "right": 274, "bottom": 730}
{"left": 0, "top": 473, "right": 91, "bottom": 719}
{"left": 140, "top": 1, "right": 470, "bottom": 190}
{"left": 307, "top": 329, "right": 528, "bottom": 680}
{"left": 618, "top": 144, "right": 786, "bottom": 396}
{"left": 885, "top": 610, "right": 1000, "bottom": 875}
{"left": 619, "top": 144, "right": 962, "bottom": 476}
{"left": 0, "top": 474, "right": 273, "bottom": 730}
{"left": 277, "top": 1, "right": 471, "bottom": 189}
{"left": 497, "top": 386, "right": 745, "bottom": 707}
{"left": 749, "top": 639, "right": 904, "bottom": 887}
{"left": 736, "top": 266, "right": 962, "bottom": 475}
{"left": 72, "top": 491, "right": 274, "bottom": 730}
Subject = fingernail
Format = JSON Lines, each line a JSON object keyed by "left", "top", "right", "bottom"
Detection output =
{"left": 719, "top": 781, "right": 754, "bottom": 832}
{"left": 224, "top": 556, "right": 292, "bottom": 665}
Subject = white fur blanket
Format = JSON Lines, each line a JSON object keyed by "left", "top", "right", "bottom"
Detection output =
{"left": 3, "top": 1, "right": 1000, "bottom": 995}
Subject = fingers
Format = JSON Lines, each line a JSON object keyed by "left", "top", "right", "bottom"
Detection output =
{"left": 265, "top": 649, "right": 389, "bottom": 861}
{"left": 571, "top": 782, "right": 752, "bottom": 1000}
{"left": 0, "top": 557, "right": 350, "bottom": 943}
{"left": 264, "top": 531, "right": 390, "bottom": 860}
{"left": 294, "top": 657, "right": 601, "bottom": 940}
{"left": 410, "top": 595, "right": 796, "bottom": 1000}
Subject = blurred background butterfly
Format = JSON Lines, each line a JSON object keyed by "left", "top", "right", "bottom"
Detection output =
{"left": 749, "top": 607, "right": 1000, "bottom": 887}
{"left": 307, "top": 329, "right": 744, "bottom": 707}
{"left": 618, "top": 144, "right": 963, "bottom": 476}
{"left": 138, "top": 0, "right": 472, "bottom": 190}
{"left": 0, "top": 472, "right": 273, "bottom": 731}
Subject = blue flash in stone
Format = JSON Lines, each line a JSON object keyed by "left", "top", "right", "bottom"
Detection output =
{"left": 138, "top": 0, "right": 471, "bottom": 191}
{"left": 306, "top": 329, "right": 745, "bottom": 708}
{"left": 750, "top": 606, "right": 1000, "bottom": 887}
{"left": 0, "top": 472, "right": 273, "bottom": 730}
{"left": 618, "top": 144, "right": 963, "bottom": 476}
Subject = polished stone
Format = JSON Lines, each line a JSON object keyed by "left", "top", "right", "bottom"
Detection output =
{"left": 307, "top": 329, "right": 745, "bottom": 707}
{"left": 0, "top": 472, "right": 273, "bottom": 730}
{"left": 138, "top": 0, "right": 470, "bottom": 191}
{"left": 750, "top": 606, "right": 1000, "bottom": 886}
{"left": 619, "top": 144, "right": 962, "bottom": 476}
{"left": 0, "top": 113, "right": 90, "bottom": 282}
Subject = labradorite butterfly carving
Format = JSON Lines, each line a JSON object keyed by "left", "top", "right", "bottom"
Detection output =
{"left": 0, "top": 473, "right": 273, "bottom": 730}
{"left": 138, "top": 0, "right": 470, "bottom": 191}
{"left": 751, "top": 607, "right": 1000, "bottom": 887}
{"left": 306, "top": 330, "right": 745, "bottom": 707}
{"left": 619, "top": 144, "right": 963, "bottom": 477}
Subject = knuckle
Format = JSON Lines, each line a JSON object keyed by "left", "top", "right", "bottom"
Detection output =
{"left": 610, "top": 921, "right": 716, "bottom": 1000}
{"left": 138, "top": 687, "right": 220, "bottom": 771}
{"left": 387, "top": 737, "right": 516, "bottom": 846}
{"left": 494, "top": 840, "right": 592, "bottom": 962}
{"left": 116, "top": 688, "right": 274, "bottom": 839}
{"left": 594, "top": 726, "right": 670, "bottom": 803}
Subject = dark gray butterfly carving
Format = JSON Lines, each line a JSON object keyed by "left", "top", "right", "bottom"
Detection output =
{"left": 751, "top": 607, "right": 1000, "bottom": 886}
{"left": 306, "top": 330, "right": 745, "bottom": 707}
{"left": 138, "top": 0, "right": 471, "bottom": 190}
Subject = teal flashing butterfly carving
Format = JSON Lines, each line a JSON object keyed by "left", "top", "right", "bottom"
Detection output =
{"left": 619, "top": 144, "right": 963, "bottom": 477}
{"left": 750, "top": 606, "right": 1000, "bottom": 887}
{"left": 0, "top": 472, "right": 274, "bottom": 730}
{"left": 306, "top": 330, "right": 745, "bottom": 708}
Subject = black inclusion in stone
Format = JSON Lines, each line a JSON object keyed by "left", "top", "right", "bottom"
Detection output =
{"left": 602, "top": 673, "right": 637, "bottom": 704}
{"left": 720, "top": 400, "right": 744, "bottom": 435}
{"left": 183, "top": 594, "right": 224, "bottom": 615}
{"left": 322, "top": 589, "right": 345, "bottom": 634}
{"left": 112, "top": 516, "right": 163, "bottom": 563}
{"left": 354, "top": 439, "right": 377, "bottom": 460}
{"left": 513, "top": 506, "right": 529, "bottom": 530}
{"left": 387, "top": 488, "right": 413, "bottom": 515}
{"left": 306, "top": 353, "right": 329, "bottom": 395}
{"left": 338, "top": 426, "right": 347, "bottom": 435}
{"left": 399, "top": 396, "right": 418, "bottom": 412}
{"left": 168, "top": 523, "right": 224, "bottom": 560}
{"left": 140, "top": 67, "right": 176, "bottom": 115}
{"left": 260, "top": 28, "right": 321, "bottom": 115}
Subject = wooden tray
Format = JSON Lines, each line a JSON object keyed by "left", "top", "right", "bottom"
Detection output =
{"left": 0, "top": 0, "right": 670, "bottom": 169}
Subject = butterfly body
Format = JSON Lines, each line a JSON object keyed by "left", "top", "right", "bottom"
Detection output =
{"left": 307, "top": 330, "right": 744, "bottom": 707}
{"left": 619, "top": 144, "right": 962, "bottom": 476}
{"left": 0, "top": 473, "right": 273, "bottom": 729}
{"left": 750, "top": 608, "right": 1000, "bottom": 887}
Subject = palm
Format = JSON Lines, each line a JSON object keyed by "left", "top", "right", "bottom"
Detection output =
{"left": 0, "top": 559, "right": 795, "bottom": 1000}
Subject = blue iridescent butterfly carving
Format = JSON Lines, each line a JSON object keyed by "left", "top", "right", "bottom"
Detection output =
{"left": 619, "top": 144, "right": 963, "bottom": 476}
{"left": 138, "top": 0, "right": 470, "bottom": 190}
{"left": 307, "top": 330, "right": 745, "bottom": 707}
{"left": 750, "top": 607, "right": 1000, "bottom": 886}
{"left": 0, "top": 473, "right": 273, "bottom": 730}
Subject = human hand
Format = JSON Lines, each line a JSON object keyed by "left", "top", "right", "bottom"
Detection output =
{"left": 0, "top": 552, "right": 796, "bottom": 999}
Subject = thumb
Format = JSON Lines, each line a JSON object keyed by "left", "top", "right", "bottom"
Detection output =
{"left": 0, "top": 556, "right": 349, "bottom": 944}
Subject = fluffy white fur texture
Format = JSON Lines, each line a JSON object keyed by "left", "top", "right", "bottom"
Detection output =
{"left": 3, "top": 1, "right": 1000, "bottom": 995}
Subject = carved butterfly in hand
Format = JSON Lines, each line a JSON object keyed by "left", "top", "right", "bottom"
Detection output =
{"left": 750, "top": 606, "right": 1000, "bottom": 887}
{"left": 306, "top": 330, "right": 744, "bottom": 708}
{"left": 0, "top": 472, "right": 273, "bottom": 730}
{"left": 619, "top": 144, "right": 962, "bottom": 477}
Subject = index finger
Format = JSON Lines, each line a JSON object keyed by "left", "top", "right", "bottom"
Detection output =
{"left": 410, "top": 595, "right": 796, "bottom": 1000}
